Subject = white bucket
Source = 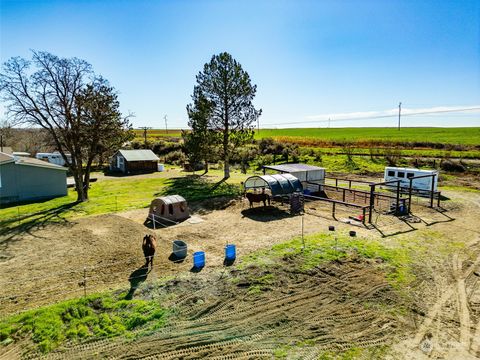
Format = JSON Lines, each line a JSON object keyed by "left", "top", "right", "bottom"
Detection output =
{"left": 157, "top": 163, "right": 164, "bottom": 172}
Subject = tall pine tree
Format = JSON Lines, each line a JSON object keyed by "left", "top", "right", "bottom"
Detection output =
{"left": 188, "top": 52, "right": 261, "bottom": 179}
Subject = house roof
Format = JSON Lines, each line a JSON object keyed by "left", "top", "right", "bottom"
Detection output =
{"left": 118, "top": 149, "right": 159, "bottom": 162}
{"left": 15, "top": 156, "right": 68, "bottom": 171}
{"left": 0, "top": 147, "right": 13, "bottom": 154}
{"left": 0, "top": 152, "right": 15, "bottom": 165}
{"left": 1, "top": 152, "right": 67, "bottom": 170}
{"left": 263, "top": 163, "right": 325, "bottom": 173}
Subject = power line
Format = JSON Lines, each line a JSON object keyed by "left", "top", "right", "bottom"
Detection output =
{"left": 262, "top": 106, "right": 480, "bottom": 127}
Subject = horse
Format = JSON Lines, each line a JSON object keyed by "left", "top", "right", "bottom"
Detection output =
{"left": 245, "top": 190, "right": 271, "bottom": 208}
{"left": 142, "top": 234, "right": 157, "bottom": 269}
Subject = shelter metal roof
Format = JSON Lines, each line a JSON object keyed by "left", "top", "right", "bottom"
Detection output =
{"left": 244, "top": 173, "right": 303, "bottom": 196}
{"left": 153, "top": 195, "right": 187, "bottom": 205}
{"left": 118, "top": 149, "right": 159, "bottom": 162}
{"left": 263, "top": 163, "right": 325, "bottom": 173}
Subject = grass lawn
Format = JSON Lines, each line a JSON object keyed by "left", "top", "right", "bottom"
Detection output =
{"left": 0, "top": 168, "right": 245, "bottom": 236}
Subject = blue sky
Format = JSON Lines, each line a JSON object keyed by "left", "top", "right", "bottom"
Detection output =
{"left": 1, "top": 0, "right": 479, "bottom": 128}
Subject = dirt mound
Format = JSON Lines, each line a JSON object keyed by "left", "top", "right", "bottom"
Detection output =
{"left": 41, "top": 257, "right": 413, "bottom": 359}
{"left": 0, "top": 214, "right": 152, "bottom": 315}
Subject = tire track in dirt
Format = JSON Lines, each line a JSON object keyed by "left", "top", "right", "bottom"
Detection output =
{"left": 410, "top": 237, "right": 480, "bottom": 358}
{"left": 38, "top": 260, "right": 408, "bottom": 360}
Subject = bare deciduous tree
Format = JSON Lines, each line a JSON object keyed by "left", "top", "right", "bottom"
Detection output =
{"left": 0, "top": 51, "right": 133, "bottom": 201}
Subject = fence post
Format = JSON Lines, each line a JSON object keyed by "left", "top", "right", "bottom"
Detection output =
{"left": 83, "top": 266, "right": 87, "bottom": 297}
{"left": 301, "top": 215, "right": 305, "bottom": 251}
{"left": 368, "top": 185, "right": 375, "bottom": 224}
{"left": 430, "top": 174, "right": 435, "bottom": 208}
{"left": 408, "top": 178, "right": 413, "bottom": 214}
{"left": 396, "top": 181, "right": 400, "bottom": 214}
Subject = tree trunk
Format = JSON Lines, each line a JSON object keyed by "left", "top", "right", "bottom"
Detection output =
{"left": 72, "top": 156, "right": 88, "bottom": 202}
{"left": 204, "top": 158, "right": 209, "bottom": 174}
{"left": 223, "top": 158, "right": 230, "bottom": 179}
{"left": 223, "top": 109, "right": 230, "bottom": 179}
{"left": 82, "top": 157, "right": 94, "bottom": 201}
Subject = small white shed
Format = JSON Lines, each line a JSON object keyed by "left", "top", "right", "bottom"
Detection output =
{"left": 263, "top": 163, "right": 326, "bottom": 193}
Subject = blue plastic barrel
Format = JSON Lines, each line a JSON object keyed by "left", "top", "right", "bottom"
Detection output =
{"left": 193, "top": 251, "right": 205, "bottom": 268}
{"left": 225, "top": 244, "right": 236, "bottom": 261}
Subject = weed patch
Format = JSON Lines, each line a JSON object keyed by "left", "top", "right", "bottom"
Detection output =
{"left": 240, "top": 232, "right": 415, "bottom": 288}
{"left": 0, "top": 292, "right": 167, "bottom": 353}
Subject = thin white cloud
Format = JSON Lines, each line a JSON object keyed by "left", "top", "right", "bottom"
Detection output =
{"left": 306, "top": 105, "right": 480, "bottom": 121}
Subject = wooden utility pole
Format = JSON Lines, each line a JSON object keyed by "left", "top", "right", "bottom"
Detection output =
{"left": 138, "top": 126, "right": 152, "bottom": 145}
{"left": 164, "top": 115, "right": 168, "bottom": 134}
{"left": 398, "top": 102, "right": 402, "bottom": 130}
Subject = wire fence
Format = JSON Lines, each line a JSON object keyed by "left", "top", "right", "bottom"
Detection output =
{"left": 0, "top": 229, "right": 251, "bottom": 317}
{"left": 0, "top": 194, "right": 158, "bottom": 231}
{"left": 0, "top": 190, "right": 438, "bottom": 318}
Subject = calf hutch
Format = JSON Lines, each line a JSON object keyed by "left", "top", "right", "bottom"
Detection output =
{"left": 0, "top": 152, "right": 67, "bottom": 204}
{"left": 110, "top": 149, "right": 159, "bottom": 174}
{"left": 148, "top": 195, "right": 190, "bottom": 226}
{"left": 263, "top": 163, "right": 325, "bottom": 194}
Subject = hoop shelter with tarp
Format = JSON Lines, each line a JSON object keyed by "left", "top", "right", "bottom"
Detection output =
{"left": 244, "top": 174, "right": 303, "bottom": 197}
{"left": 148, "top": 195, "right": 189, "bottom": 224}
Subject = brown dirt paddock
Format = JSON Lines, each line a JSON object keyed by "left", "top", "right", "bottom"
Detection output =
{"left": 1, "top": 189, "right": 480, "bottom": 359}
{"left": 39, "top": 258, "right": 413, "bottom": 359}
{"left": 0, "top": 199, "right": 376, "bottom": 316}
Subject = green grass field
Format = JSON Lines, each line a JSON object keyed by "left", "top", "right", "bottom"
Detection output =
{"left": 255, "top": 127, "right": 480, "bottom": 146}
{"left": 134, "top": 127, "right": 480, "bottom": 147}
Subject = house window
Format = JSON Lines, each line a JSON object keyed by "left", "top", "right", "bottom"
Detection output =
{"left": 161, "top": 204, "right": 165, "bottom": 215}
{"left": 387, "top": 171, "right": 395, "bottom": 177}
{"left": 407, "top": 173, "right": 415, "bottom": 178}
{"left": 397, "top": 172, "right": 405, "bottom": 178}
{"left": 180, "top": 203, "right": 185, "bottom": 212}
{"left": 169, "top": 204, "right": 174, "bottom": 215}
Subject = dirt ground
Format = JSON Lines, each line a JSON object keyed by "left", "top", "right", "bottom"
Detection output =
{"left": 0, "top": 198, "right": 376, "bottom": 315}
{"left": 1, "top": 189, "right": 480, "bottom": 359}
{"left": 39, "top": 258, "right": 412, "bottom": 360}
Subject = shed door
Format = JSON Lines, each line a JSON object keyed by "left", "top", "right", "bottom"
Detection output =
{"left": 117, "top": 156, "right": 124, "bottom": 170}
